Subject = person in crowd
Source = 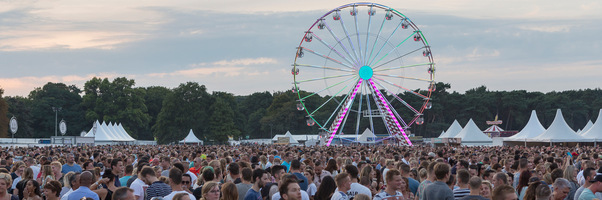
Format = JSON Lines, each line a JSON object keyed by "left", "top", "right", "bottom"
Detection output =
{"left": 574, "top": 167, "right": 596, "bottom": 200}
{"left": 236, "top": 168, "right": 253, "bottom": 200}
{"left": 60, "top": 173, "right": 80, "bottom": 200}
{"left": 459, "top": 177, "right": 488, "bottom": 200}
{"left": 140, "top": 166, "right": 171, "bottom": 200}
{"left": 0, "top": 173, "right": 17, "bottom": 200}
{"left": 129, "top": 162, "right": 149, "bottom": 200}
{"left": 303, "top": 169, "right": 317, "bottom": 199}
{"left": 416, "top": 161, "right": 436, "bottom": 200}
{"left": 23, "top": 180, "right": 42, "bottom": 200}
{"left": 11, "top": 162, "right": 26, "bottom": 191}
{"left": 373, "top": 169, "right": 403, "bottom": 200}
{"left": 112, "top": 187, "right": 135, "bottom": 200}
{"left": 550, "top": 178, "right": 570, "bottom": 200}
{"left": 120, "top": 165, "right": 134, "bottom": 187}
{"left": 111, "top": 158, "right": 125, "bottom": 187}
{"left": 321, "top": 160, "right": 338, "bottom": 181}
{"left": 399, "top": 163, "right": 419, "bottom": 195}
{"left": 290, "top": 160, "right": 308, "bottom": 192}
{"left": 62, "top": 154, "right": 82, "bottom": 174}
{"left": 68, "top": 171, "right": 99, "bottom": 200}
{"left": 491, "top": 184, "right": 516, "bottom": 200}
{"left": 314, "top": 176, "right": 335, "bottom": 200}
{"left": 267, "top": 165, "right": 286, "bottom": 200}
{"left": 578, "top": 173, "right": 602, "bottom": 200}
{"left": 43, "top": 180, "right": 62, "bottom": 200}
{"left": 50, "top": 162, "right": 64, "bottom": 185}
{"left": 491, "top": 172, "right": 508, "bottom": 189}
{"left": 173, "top": 193, "right": 191, "bottom": 200}
{"left": 535, "top": 184, "right": 551, "bottom": 200}
{"left": 163, "top": 168, "right": 195, "bottom": 200}
{"left": 244, "top": 169, "right": 268, "bottom": 200}
{"left": 480, "top": 180, "right": 493, "bottom": 200}
{"left": 199, "top": 182, "right": 220, "bottom": 200}
{"left": 423, "top": 163, "right": 454, "bottom": 200}
{"left": 453, "top": 169, "right": 471, "bottom": 200}
{"left": 330, "top": 172, "right": 350, "bottom": 200}
{"left": 15, "top": 167, "right": 34, "bottom": 200}
{"left": 522, "top": 180, "right": 545, "bottom": 200}
{"left": 513, "top": 158, "right": 528, "bottom": 189}
{"left": 279, "top": 178, "right": 301, "bottom": 200}
{"left": 38, "top": 165, "right": 54, "bottom": 188}
{"left": 221, "top": 182, "right": 238, "bottom": 200}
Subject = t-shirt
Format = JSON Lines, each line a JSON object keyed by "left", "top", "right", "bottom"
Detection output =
{"left": 163, "top": 191, "right": 195, "bottom": 200}
{"left": 330, "top": 191, "right": 349, "bottom": 200}
{"left": 574, "top": 185, "right": 586, "bottom": 200}
{"left": 62, "top": 163, "right": 82, "bottom": 174}
{"left": 120, "top": 176, "right": 132, "bottom": 187}
{"left": 345, "top": 183, "right": 371, "bottom": 199}
{"left": 145, "top": 181, "right": 172, "bottom": 200}
{"left": 458, "top": 195, "right": 489, "bottom": 200}
{"left": 307, "top": 183, "right": 317, "bottom": 197}
{"left": 408, "top": 177, "right": 420, "bottom": 195}
{"left": 423, "top": 181, "right": 454, "bottom": 200}
{"left": 293, "top": 172, "right": 309, "bottom": 191}
{"left": 130, "top": 178, "right": 148, "bottom": 200}
{"left": 577, "top": 188, "right": 596, "bottom": 200}
{"left": 282, "top": 161, "right": 291, "bottom": 172}
{"left": 416, "top": 180, "right": 432, "bottom": 200}
{"left": 244, "top": 188, "right": 262, "bottom": 200}
{"left": 373, "top": 190, "right": 404, "bottom": 200}
{"left": 453, "top": 188, "right": 470, "bottom": 200}
{"left": 236, "top": 183, "right": 253, "bottom": 200}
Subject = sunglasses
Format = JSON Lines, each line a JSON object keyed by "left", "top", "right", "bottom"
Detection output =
{"left": 182, "top": 181, "right": 190, "bottom": 184}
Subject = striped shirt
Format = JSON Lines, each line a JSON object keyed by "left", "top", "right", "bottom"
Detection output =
{"left": 452, "top": 188, "right": 470, "bottom": 200}
{"left": 145, "top": 181, "right": 172, "bottom": 200}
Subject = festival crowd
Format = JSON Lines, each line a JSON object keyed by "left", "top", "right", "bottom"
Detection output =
{"left": 0, "top": 144, "right": 601, "bottom": 200}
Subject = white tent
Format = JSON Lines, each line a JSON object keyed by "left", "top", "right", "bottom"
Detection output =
{"left": 529, "top": 109, "right": 589, "bottom": 142}
{"left": 180, "top": 129, "right": 203, "bottom": 144}
{"left": 438, "top": 120, "right": 463, "bottom": 138}
{"left": 85, "top": 120, "right": 135, "bottom": 142}
{"left": 358, "top": 128, "right": 376, "bottom": 143}
{"left": 454, "top": 118, "right": 492, "bottom": 145}
{"left": 117, "top": 123, "right": 136, "bottom": 141}
{"left": 505, "top": 110, "right": 546, "bottom": 142}
{"left": 283, "top": 131, "right": 299, "bottom": 144}
{"left": 581, "top": 109, "right": 602, "bottom": 141}
{"left": 438, "top": 131, "right": 445, "bottom": 138}
{"left": 580, "top": 120, "right": 594, "bottom": 135}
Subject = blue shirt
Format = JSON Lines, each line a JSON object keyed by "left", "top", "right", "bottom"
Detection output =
{"left": 244, "top": 188, "right": 262, "bottom": 200}
{"left": 408, "top": 177, "right": 419, "bottom": 195}
{"left": 282, "top": 161, "right": 291, "bottom": 172}
{"left": 62, "top": 163, "right": 82, "bottom": 174}
{"left": 293, "top": 172, "right": 309, "bottom": 191}
{"left": 68, "top": 186, "right": 100, "bottom": 200}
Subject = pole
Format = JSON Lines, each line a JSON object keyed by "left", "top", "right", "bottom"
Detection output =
{"left": 55, "top": 109, "right": 58, "bottom": 137}
{"left": 270, "top": 124, "right": 273, "bottom": 144}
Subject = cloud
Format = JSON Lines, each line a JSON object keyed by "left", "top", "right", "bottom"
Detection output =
{"left": 518, "top": 25, "right": 572, "bottom": 33}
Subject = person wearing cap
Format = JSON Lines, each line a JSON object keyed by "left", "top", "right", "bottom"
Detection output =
{"left": 578, "top": 173, "right": 602, "bottom": 200}
{"left": 575, "top": 168, "right": 596, "bottom": 200}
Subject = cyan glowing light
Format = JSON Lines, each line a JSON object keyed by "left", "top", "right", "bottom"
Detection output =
{"left": 358, "top": 66, "right": 373, "bottom": 80}
{"left": 327, "top": 79, "right": 363, "bottom": 146}
{"left": 368, "top": 79, "right": 413, "bottom": 146}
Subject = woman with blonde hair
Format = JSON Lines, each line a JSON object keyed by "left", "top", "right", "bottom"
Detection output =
{"left": 0, "top": 173, "right": 18, "bottom": 200}
{"left": 15, "top": 167, "right": 34, "bottom": 200}
{"left": 220, "top": 182, "right": 237, "bottom": 200}
{"left": 38, "top": 165, "right": 54, "bottom": 188}
{"left": 562, "top": 165, "right": 579, "bottom": 200}
{"left": 49, "top": 162, "right": 63, "bottom": 182}
{"left": 200, "top": 182, "right": 220, "bottom": 200}
{"left": 10, "top": 161, "right": 26, "bottom": 190}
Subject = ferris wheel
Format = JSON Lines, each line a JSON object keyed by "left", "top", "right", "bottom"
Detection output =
{"left": 291, "top": 3, "right": 436, "bottom": 146}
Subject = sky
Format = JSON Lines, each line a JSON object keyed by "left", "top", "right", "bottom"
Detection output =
{"left": 1, "top": 0, "right": 601, "bottom": 97}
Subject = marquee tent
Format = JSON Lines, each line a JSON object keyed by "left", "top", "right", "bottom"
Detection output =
{"left": 505, "top": 110, "right": 546, "bottom": 142}
{"left": 358, "top": 128, "right": 376, "bottom": 143}
{"left": 85, "top": 120, "right": 135, "bottom": 142}
{"left": 581, "top": 109, "right": 602, "bottom": 141}
{"left": 454, "top": 119, "right": 492, "bottom": 145}
{"left": 579, "top": 120, "right": 594, "bottom": 135}
{"left": 528, "top": 109, "right": 589, "bottom": 143}
{"left": 180, "top": 129, "right": 203, "bottom": 144}
{"left": 438, "top": 120, "right": 463, "bottom": 138}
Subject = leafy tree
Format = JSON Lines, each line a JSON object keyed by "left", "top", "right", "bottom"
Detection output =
{"left": 153, "top": 82, "right": 212, "bottom": 144}
{"left": 142, "top": 86, "right": 172, "bottom": 140}
{"left": 28, "top": 83, "right": 86, "bottom": 138}
{"left": 238, "top": 92, "right": 273, "bottom": 138}
{"left": 208, "top": 97, "right": 241, "bottom": 143}
{"left": 0, "top": 88, "right": 8, "bottom": 138}
{"left": 4, "top": 96, "right": 34, "bottom": 137}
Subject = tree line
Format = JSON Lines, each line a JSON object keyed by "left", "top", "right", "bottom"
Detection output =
{"left": 1, "top": 78, "right": 601, "bottom": 144}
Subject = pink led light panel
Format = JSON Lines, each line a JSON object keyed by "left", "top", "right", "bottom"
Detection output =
{"left": 326, "top": 79, "right": 363, "bottom": 146}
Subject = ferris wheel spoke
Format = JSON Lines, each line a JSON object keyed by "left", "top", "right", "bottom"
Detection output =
{"left": 372, "top": 79, "right": 421, "bottom": 115}
{"left": 367, "top": 20, "right": 404, "bottom": 66}
{"left": 294, "top": 63, "right": 354, "bottom": 72}
{"left": 373, "top": 62, "right": 433, "bottom": 73}
{"left": 311, "top": 33, "right": 358, "bottom": 67}
{"left": 354, "top": 81, "right": 364, "bottom": 137}
{"left": 373, "top": 46, "right": 425, "bottom": 70}
{"left": 294, "top": 73, "right": 356, "bottom": 84}
{"left": 301, "top": 47, "right": 356, "bottom": 70}
{"left": 313, "top": 78, "right": 360, "bottom": 120}
{"left": 372, "top": 73, "right": 432, "bottom": 82}
{"left": 371, "top": 30, "right": 417, "bottom": 67}
{"left": 353, "top": 7, "right": 363, "bottom": 65}
{"left": 299, "top": 75, "right": 357, "bottom": 101}
{"left": 372, "top": 76, "right": 429, "bottom": 99}
{"left": 363, "top": 6, "right": 375, "bottom": 66}
{"left": 338, "top": 15, "right": 361, "bottom": 66}
{"left": 323, "top": 21, "right": 361, "bottom": 66}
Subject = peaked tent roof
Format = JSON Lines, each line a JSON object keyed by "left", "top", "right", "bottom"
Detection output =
{"left": 358, "top": 128, "right": 376, "bottom": 142}
{"left": 529, "top": 109, "right": 589, "bottom": 142}
{"left": 581, "top": 109, "right": 602, "bottom": 141}
{"left": 117, "top": 123, "right": 136, "bottom": 141}
{"left": 85, "top": 121, "right": 135, "bottom": 142}
{"left": 180, "top": 129, "right": 203, "bottom": 143}
{"left": 438, "top": 131, "right": 445, "bottom": 138}
{"left": 580, "top": 120, "right": 594, "bottom": 135}
{"left": 484, "top": 125, "right": 504, "bottom": 132}
{"left": 505, "top": 110, "right": 546, "bottom": 141}
{"left": 283, "top": 131, "right": 299, "bottom": 144}
{"left": 454, "top": 119, "right": 492, "bottom": 143}
{"left": 439, "top": 120, "right": 463, "bottom": 138}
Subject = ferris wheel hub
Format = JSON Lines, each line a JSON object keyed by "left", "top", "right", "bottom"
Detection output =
{"left": 358, "top": 66, "right": 373, "bottom": 80}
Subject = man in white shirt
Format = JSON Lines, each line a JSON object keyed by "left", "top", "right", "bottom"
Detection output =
{"left": 129, "top": 163, "right": 149, "bottom": 200}
{"left": 342, "top": 165, "right": 371, "bottom": 198}
{"left": 163, "top": 168, "right": 195, "bottom": 200}
{"left": 60, "top": 173, "right": 80, "bottom": 200}
{"left": 25, "top": 157, "right": 40, "bottom": 179}
{"left": 374, "top": 169, "right": 404, "bottom": 200}
{"left": 331, "top": 172, "right": 351, "bottom": 200}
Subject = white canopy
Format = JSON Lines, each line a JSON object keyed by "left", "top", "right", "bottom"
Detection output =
{"left": 358, "top": 128, "right": 376, "bottom": 143}
{"left": 529, "top": 109, "right": 589, "bottom": 142}
{"left": 581, "top": 109, "right": 602, "bottom": 141}
{"left": 454, "top": 119, "right": 492, "bottom": 144}
{"left": 86, "top": 120, "right": 135, "bottom": 142}
{"left": 438, "top": 120, "right": 463, "bottom": 138}
{"left": 283, "top": 131, "right": 299, "bottom": 144}
{"left": 580, "top": 120, "right": 594, "bottom": 135}
{"left": 180, "top": 129, "right": 203, "bottom": 144}
{"left": 505, "top": 110, "right": 546, "bottom": 141}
